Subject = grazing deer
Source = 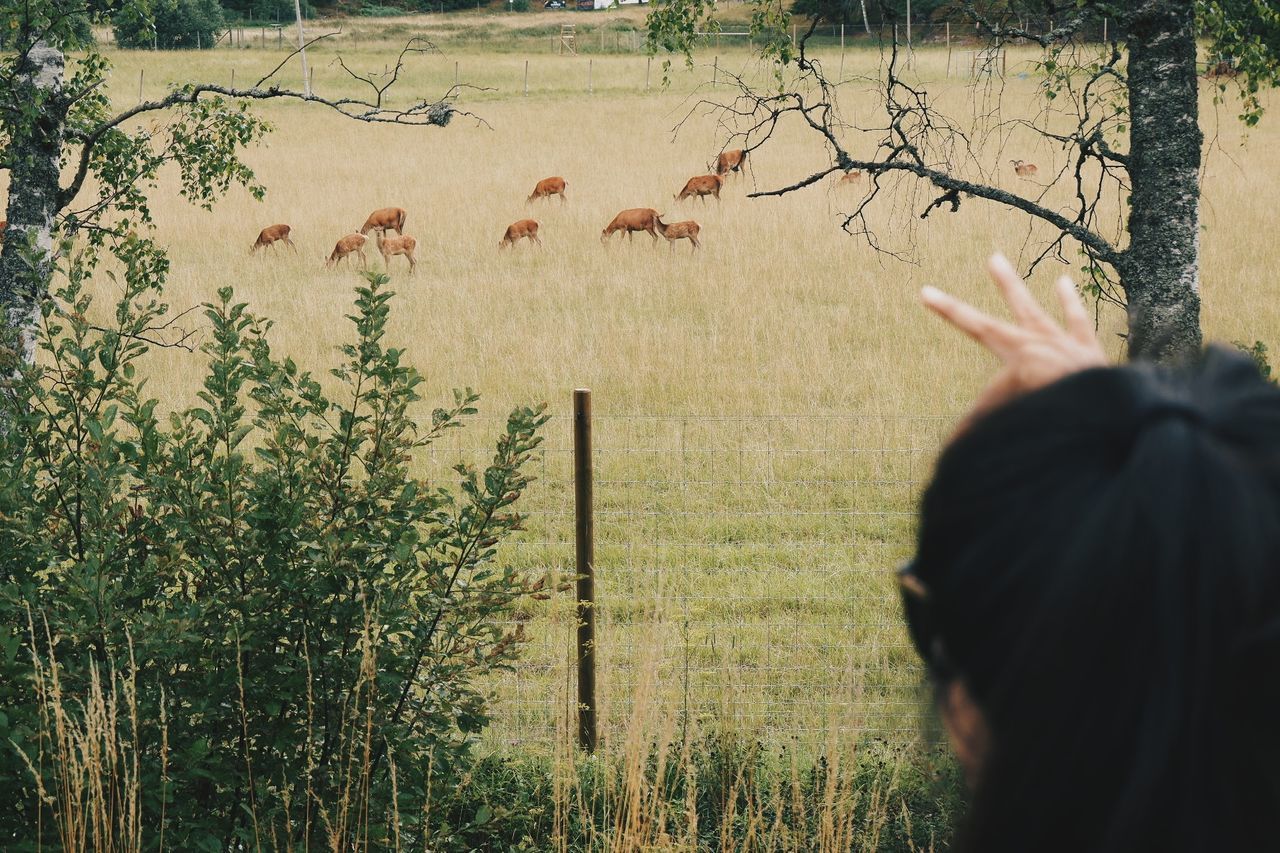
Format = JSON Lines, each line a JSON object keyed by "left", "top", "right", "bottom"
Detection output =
{"left": 359, "top": 207, "right": 407, "bottom": 236}
{"left": 376, "top": 231, "right": 417, "bottom": 273}
{"left": 527, "top": 177, "right": 567, "bottom": 203}
{"left": 675, "top": 174, "right": 723, "bottom": 203}
{"left": 251, "top": 223, "right": 295, "bottom": 254}
{"left": 715, "top": 149, "right": 748, "bottom": 178}
{"left": 1206, "top": 60, "right": 1238, "bottom": 79}
{"left": 325, "top": 233, "right": 368, "bottom": 270}
{"left": 601, "top": 208, "right": 661, "bottom": 244}
{"left": 1011, "top": 159, "right": 1038, "bottom": 178}
{"left": 655, "top": 217, "right": 701, "bottom": 253}
{"left": 499, "top": 219, "right": 542, "bottom": 249}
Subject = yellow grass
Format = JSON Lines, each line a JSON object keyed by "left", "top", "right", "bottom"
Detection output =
{"left": 49, "top": 26, "right": 1280, "bottom": 748}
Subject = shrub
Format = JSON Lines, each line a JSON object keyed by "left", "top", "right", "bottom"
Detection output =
{"left": 512, "top": 0, "right": 532, "bottom": 12}
{"left": 360, "top": 2, "right": 407, "bottom": 16}
{"left": 113, "top": 0, "right": 226, "bottom": 49}
{"left": 0, "top": 259, "right": 549, "bottom": 849}
{"left": 1235, "top": 339, "right": 1275, "bottom": 382}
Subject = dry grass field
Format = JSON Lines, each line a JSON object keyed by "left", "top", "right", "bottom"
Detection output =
{"left": 59, "top": 20, "right": 1280, "bottom": 749}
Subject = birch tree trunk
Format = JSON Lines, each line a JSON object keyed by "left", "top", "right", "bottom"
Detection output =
{"left": 1121, "top": 1, "right": 1203, "bottom": 362}
{"left": 0, "top": 40, "right": 66, "bottom": 367}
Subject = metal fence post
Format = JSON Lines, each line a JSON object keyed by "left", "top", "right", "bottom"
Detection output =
{"left": 574, "top": 389, "right": 597, "bottom": 753}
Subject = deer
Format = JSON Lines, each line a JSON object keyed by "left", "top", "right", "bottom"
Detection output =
{"left": 527, "top": 177, "right": 567, "bottom": 204}
{"left": 251, "top": 223, "right": 295, "bottom": 254}
{"left": 359, "top": 207, "right": 407, "bottom": 236}
{"left": 1206, "top": 60, "right": 1239, "bottom": 79}
{"left": 1011, "top": 159, "right": 1038, "bottom": 178}
{"left": 499, "top": 219, "right": 542, "bottom": 249}
{"left": 715, "top": 149, "right": 748, "bottom": 178}
{"left": 675, "top": 174, "right": 723, "bottom": 203}
{"left": 325, "top": 233, "right": 368, "bottom": 270}
{"left": 601, "top": 208, "right": 661, "bottom": 244}
{"left": 0, "top": 219, "right": 6, "bottom": 242}
{"left": 838, "top": 169, "right": 864, "bottom": 185}
{"left": 376, "top": 231, "right": 417, "bottom": 273}
{"left": 655, "top": 217, "right": 701, "bottom": 253}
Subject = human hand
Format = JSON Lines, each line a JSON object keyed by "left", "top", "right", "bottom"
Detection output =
{"left": 921, "top": 253, "right": 1108, "bottom": 431}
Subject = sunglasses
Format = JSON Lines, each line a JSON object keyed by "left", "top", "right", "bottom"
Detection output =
{"left": 898, "top": 559, "right": 953, "bottom": 678}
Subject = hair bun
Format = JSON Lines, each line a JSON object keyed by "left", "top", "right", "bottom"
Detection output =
{"left": 1136, "top": 400, "right": 1204, "bottom": 431}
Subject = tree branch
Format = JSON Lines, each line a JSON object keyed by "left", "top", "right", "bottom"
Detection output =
{"left": 59, "top": 40, "right": 475, "bottom": 210}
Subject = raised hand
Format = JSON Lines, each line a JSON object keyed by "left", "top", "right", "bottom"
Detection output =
{"left": 921, "top": 253, "right": 1108, "bottom": 431}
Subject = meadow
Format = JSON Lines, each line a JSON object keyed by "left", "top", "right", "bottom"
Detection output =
{"left": 69, "top": 14, "right": 1280, "bottom": 755}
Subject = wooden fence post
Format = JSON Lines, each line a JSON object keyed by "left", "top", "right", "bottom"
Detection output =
{"left": 946, "top": 21, "right": 951, "bottom": 77}
{"left": 524, "top": 59, "right": 529, "bottom": 96}
{"left": 574, "top": 389, "right": 597, "bottom": 754}
{"left": 840, "top": 23, "right": 845, "bottom": 75}
{"left": 646, "top": 56, "right": 651, "bottom": 91}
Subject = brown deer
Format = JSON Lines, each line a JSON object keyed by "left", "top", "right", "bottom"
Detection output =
{"left": 376, "top": 231, "right": 417, "bottom": 273}
{"left": 675, "top": 174, "right": 723, "bottom": 203}
{"left": 654, "top": 217, "right": 701, "bottom": 253}
{"left": 325, "top": 233, "right": 368, "bottom": 269}
{"left": 1011, "top": 159, "right": 1038, "bottom": 178}
{"left": 251, "top": 223, "right": 295, "bottom": 253}
{"left": 527, "top": 177, "right": 567, "bottom": 203}
{"left": 601, "top": 208, "right": 661, "bottom": 244}
{"left": 359, "top": 207, "right": 407, "bottom": 236}
{"left": 499, "top": 219, "right": 542, "bottom": 249}
{"left": 838, "top": 169, "right": 864, "bottom": 185}
{"left": 1206, "top": 59, "right": 1239, "bottom": 79}
{"left": 715, "top": 149, "right": 748, "bottom": 178}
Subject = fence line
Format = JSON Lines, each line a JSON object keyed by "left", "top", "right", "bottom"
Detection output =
{"left": 420, "top": 408, "right": 955, "bottom": 747}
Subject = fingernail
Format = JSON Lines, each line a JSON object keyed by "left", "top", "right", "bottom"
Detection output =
{"left": 920, "top": 285, "right": 943, "bottom": 302}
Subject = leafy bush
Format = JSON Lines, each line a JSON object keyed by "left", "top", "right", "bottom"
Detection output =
{"left": 0, "top": 259, "right": 548, "bottom": 849}
{"left": 113, "top": 0, "right": 226, "bottom": 49}
{"left": 360, "top": 2, "right": 407, "bottom": 16}
{"left": 220, "top": 0, "right": 314, "bottom": 23}
{"left": 1235, "top": 339, "right": 1275, "bottom": 381}
{"left": 512, "top": 0, "right": 532, "bottom": 12}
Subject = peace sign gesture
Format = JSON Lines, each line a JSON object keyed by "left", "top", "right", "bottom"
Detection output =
{"left": 921, "top": 254, "right": 1108, "bottom": 431}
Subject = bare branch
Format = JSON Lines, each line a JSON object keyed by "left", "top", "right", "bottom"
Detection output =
{"left": 672, "top": 15, "right": 1130, "bottom": 279}
{"left": 254, "top": 31, "right": 343, "bottom": 88}
{"left": 84, "top": 305, "right": 201, "bottom": 352}
{"left": 59, "top": 42, "right": 473, "bottom": 210}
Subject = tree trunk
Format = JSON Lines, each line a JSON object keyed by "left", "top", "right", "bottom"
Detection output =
{"left": 1120, "top": 1, "right": 1203, "bottom": 362}
{"left": 0, "top": 40, "right": 66, "bottom": 367}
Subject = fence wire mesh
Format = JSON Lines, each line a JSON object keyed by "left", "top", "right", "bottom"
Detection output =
{"left": 428, "top": 411, "right": 955, "bottom": 748}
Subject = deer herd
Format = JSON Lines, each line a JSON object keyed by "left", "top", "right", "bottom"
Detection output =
{"left": 246, "top": 149, "right": 752, "bottom": 269}
{"left": 248, "top": 148, "right": 1038, "bottom": 269}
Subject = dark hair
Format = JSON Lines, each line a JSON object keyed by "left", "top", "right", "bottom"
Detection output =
{"left": 908, "top": 346, "right": 1280, "bottom": 853}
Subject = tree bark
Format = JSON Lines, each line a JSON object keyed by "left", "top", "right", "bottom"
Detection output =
{"left": 0, "top": 40, "right": 67, "bottom": 367}
{"left": 1121, "top": 0, "right": 1203, "bottom": 362}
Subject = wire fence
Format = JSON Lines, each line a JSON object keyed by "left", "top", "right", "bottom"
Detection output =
{"left": 427, "top": 408, "right": 956, "bottom": 748}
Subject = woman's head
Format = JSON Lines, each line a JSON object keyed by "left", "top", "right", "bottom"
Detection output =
{"left": 907, "top": 346, "right": 1280, "bottom": 853}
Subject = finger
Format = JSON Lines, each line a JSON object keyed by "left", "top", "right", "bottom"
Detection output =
{"left": 988, "top": 253, "right": 1053, "bottom": 330}
{"left": 921, "top": 285, "right": 1024, "bottom": 357}
{"left": 1055, "top": 275, "right": 1096, "bottom": 346}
